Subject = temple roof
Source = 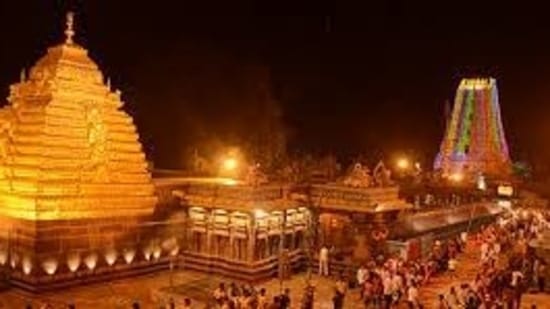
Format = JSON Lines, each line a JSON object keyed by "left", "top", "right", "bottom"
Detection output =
{"left": 0, "top": 12, "right": 156, "bottom": 220}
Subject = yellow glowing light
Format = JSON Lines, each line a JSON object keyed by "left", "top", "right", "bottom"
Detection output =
{"left": 222, "top": 178, "right": 238, "bottom": 186}
{"left": 22, "top": 256, "right": 32, "bottom": 275}
{"left": 67, "top": 253, "right": 81, "bottom": 272}
{"left": 396, "top": 158, "right": 410, "bottom": 170}
{"left": 497, "top": 185, "right": 514, "bottom": 197}
{"left": 84, "top": 253, "right": 98, "bottom": 270}
{"left": 143, "top": 246, "right": 153, "bottom": 261}
{"left": 153, "top": 246, "right": 161, "bottom": 260}
{"left": 449, "top": 172, "right": 464, "bottom": 183}
{"left": 0, "top": 250, "right": 7, "bottom": 266}
{"left": 123, "top": 248, "right": 136, "bottom": 264}
{"left": 170, "top": 246, "right": 180, "bottom": 257}
{"left": 104, "top": 248, "right": 117, "bottom": 266}
{"left": 41, "top": 258, "right": 58, "bottom": 275}
{"left": 222, "top": 158, "right": 238, "bottom": 171}
{"left": 254, "top": 209, "right": 268, "bottom": 219}
{"left": 10, "top": 253, "right": 19, "bottom": 269}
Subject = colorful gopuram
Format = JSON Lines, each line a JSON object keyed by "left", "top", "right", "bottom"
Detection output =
{"left": 434, "top": 78, "right": 511, "bottom": 177}
{"left": 0, "top": 13, "right": 158, "bottom": 290}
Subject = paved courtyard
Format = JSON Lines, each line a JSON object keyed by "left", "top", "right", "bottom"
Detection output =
{"left": 0, "top": 243, "right": 549, "bottom": 308}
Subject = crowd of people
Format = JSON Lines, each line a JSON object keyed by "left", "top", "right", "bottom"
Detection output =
{"left": 211, "top": 283, "right": 294, "bottom": 309}
{"left": 436, "top": 208, "right": 549, "bottom": 309}
{"left": 349, "top": 232, "right": 468, "bottom": 308}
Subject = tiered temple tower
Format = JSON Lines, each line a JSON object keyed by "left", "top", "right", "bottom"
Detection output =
{"left": 434, "top": 78, "right": 511, "bottom": 177}
{"left": 0, "top": 13, "right": 158, "bottom": 290}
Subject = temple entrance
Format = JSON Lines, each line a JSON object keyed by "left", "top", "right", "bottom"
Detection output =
{"left": 319, "top": 213, "right": 353, "bottom": 249}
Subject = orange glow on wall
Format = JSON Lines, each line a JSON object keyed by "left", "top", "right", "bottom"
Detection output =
{"left": 42, "top": 258, "right": 58, "bottom": 275}
{"left": 84, "top": 253, "right": 98, "bottom": 270}
{"left": 123, "top": 248, "right": 136, "bottom": 264}
{"left": 67, "top": 253, "right": 81, "bottom": 273}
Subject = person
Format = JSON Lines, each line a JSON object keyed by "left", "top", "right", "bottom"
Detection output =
{"left": 280, "top": 288, "right": 291, "bottom": 309}
{"left": 407, "top": 282, "right": 419, "bottom": 308}
{"left": 448, "top": 256, "right": 457, "bottom": 278}
{"left": 132, "top": 301, "right": 141, "bottom": 309}
{"left": 481, "top": 241, "right": 489, "bottom": 263}
{"left": 269, "top": 296, "right": 280, "bottom": 309}
{"left": 335, "top": 273, "right": 347, "bottom": 296}
{"left": 257, "top": 288, "right": 268, "bottom": 309}
{"left": 301, "top": 285, "right": 314, "bottom": 309}
{"left": 437, "top": 294, "right": 449, "bottom": 309}
{"left": 332, "top": 288, "right": 344, "bottom": 309}
{"left": 168, "top": 298, "right": 175, "bottom": 309}
{"left": 356, "top": 264, "right": 367, "bottom": 300}
{"left": 214, "top": 283, "right": 227, "bottom": 304}
{"left": 182, "top": 298, "right": 191, "bottom": 309}
{"left": 537, "top": 261, "right": 546, "bottom": 293}
{"left": 319, "top": 245, "right": 329, "bottom": 276}
{"left": 511, "top": 269, "right": 524, "bottom": 288}
{"left": 448, "top": 286, "right": 460, "bottom": 308}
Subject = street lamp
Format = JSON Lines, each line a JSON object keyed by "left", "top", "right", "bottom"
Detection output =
{"left": 396, "top": 158, "right": 410, "bottom": 170}
{"left": 222, "top": 157, "right": 238, "bottom": 171}
{"left": 449, "top": 172, "right": 464, "bottom": 183}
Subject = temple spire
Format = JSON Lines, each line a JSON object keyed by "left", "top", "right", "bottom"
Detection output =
{"left": 65, "top": 11, "right": 75, "bottom": 44}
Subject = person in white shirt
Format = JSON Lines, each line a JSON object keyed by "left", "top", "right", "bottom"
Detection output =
{"left": 448, "top": 257, "right": 458, "bottom": 278}
{"left": 480, "top": 242, "right": 489, "bottom": 263}
{"left": 319, "top": 245, "right": 329, "bottom": 276}
{"left": 511, "top": 270, "right": 524, "bottom": 288}
{"left": 391, "top": 273, "right": 404, "bottom": 304}
{"left": 356, "top": 265, "right": 367, "bottom": 299}
{"left": 382, "top": 273, "right": 392, "bottom": 306}
{"left": 407, "top": 283, "right": 419, "bottom": 308}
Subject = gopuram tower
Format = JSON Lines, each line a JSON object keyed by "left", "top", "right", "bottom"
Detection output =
{"left": 0, "top": 13, "right": 158, "bottom": 290}
{"left": 434, "top": 78, "right": 511, "bottom": 177}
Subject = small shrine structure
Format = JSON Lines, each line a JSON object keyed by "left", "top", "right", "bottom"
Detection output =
{"left": 172, "top": 165, "right": 310, "bottom": 281}
{"left": 309, "top": 161, "right": 411, "bottom": 266}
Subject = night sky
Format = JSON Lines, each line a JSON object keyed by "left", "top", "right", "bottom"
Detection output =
{"left": 1, "top": 2, "right": 550, "bottom": 171}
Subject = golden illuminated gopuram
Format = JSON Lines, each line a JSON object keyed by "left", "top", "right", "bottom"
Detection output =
{"left": 0, "top": 13, "right": 158, "bottom": 290}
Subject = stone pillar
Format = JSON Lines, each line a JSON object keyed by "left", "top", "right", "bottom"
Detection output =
{"left": 206, "top": 209, "right": 213, "bottom": 256}
{"left": 247, "top": 214, "right": 256, "bottom": 262}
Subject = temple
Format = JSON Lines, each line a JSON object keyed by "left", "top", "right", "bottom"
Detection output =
{"left": 434, "top": 78, "right": 511, "bottom": 177}
{"left": 0, "top": 13, "right": 157, "bottom": 290}
{"left": 0, "top": 13, "right": 506, "bottom": 293}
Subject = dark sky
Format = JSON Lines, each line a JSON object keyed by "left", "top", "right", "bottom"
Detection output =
{"left": 1, "top": 1, "right": 550, "bottom": 169}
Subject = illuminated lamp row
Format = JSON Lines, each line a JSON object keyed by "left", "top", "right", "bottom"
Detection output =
{"left": 0, "top": 241, "right": 180, "bottom": 276}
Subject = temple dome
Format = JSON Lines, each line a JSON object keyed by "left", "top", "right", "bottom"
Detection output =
{"left": 29, "top": 43, "right": 103, "bottom": 86}
{"left": 0, "top": 13, "right": 157, "bottom": 220}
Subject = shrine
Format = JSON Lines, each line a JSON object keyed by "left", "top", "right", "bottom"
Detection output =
{"left": 309, "top": 161, "right": 411, "bottom": 269}
{"left": 0, "top": 13, "right": 159, "bottom": 291}
{"left": 171, "top": 169, "right": 310, "bottom": 282}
